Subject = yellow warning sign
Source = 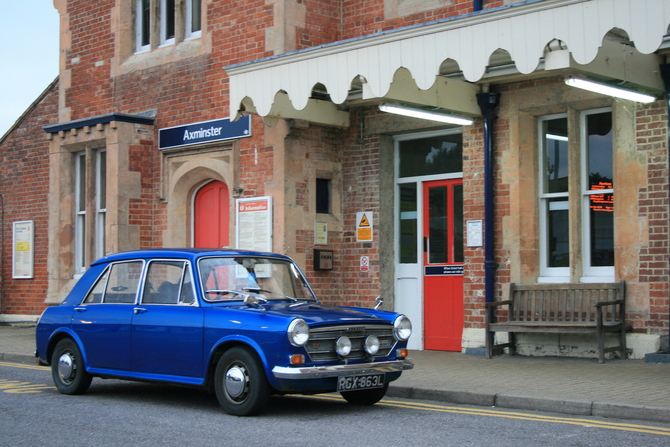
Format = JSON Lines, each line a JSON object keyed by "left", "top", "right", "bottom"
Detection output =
{"left": 356, "top": 212, "right": 373, "bottom": 242}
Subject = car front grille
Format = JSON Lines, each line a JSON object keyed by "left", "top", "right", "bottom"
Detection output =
{"left": 305, "top": 324, "right": 396, "bottom": 362}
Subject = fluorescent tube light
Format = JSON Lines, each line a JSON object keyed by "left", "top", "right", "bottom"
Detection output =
{"left": 565, "top": 77, "right": 656, "bottom": 103}
{"left": 378, "top": 104, "right": 474, "bottom": 126}
{"left": 546, "top": 134, "right": 568, "bottom": 142}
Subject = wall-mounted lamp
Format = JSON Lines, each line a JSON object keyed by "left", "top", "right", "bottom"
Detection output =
{"left": 378, "top": 104, "right": 474, "bottom": 126}
{"left": 565, "top": 76, "right": 656, "bottom": 104}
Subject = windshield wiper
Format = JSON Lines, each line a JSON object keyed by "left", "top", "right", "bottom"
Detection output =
{"left": 205, "top": 289, "right": 247, "bottom": 299}
{"left": 242, "top": 287, "right": 298, "bottom": 302}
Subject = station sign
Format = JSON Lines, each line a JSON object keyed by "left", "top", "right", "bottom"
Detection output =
{"left": 159, "top": 115, "right": 251, "bottom": 150}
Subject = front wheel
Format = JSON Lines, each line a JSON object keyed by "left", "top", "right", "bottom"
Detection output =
{"left": 51, "top": 338, "right": 92, "bottom": 395}
{"left": 340, "top": 382, "right": 389, "bottom": 405}
{"left": 214, "top": 347, "right": 271, "bottom": 416}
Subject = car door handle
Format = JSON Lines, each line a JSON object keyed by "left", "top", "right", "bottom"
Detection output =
{"left": 74, "top": 307, "right": 87, "bottom": 312}
{"left": 133, "top": 307, "right": 147, "bottom": 314}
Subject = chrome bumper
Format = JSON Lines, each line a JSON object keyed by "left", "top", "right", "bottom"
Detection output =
{"left": 272, "top": 358, "right": 414, "bottom": 379}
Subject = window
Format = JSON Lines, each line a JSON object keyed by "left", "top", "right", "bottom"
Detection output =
{"left": 398, "top": 183, "right": 418, "bottom": 264}
{"left": 74, "top": 149, "right": 107, "bottom": 274}
{"left": 160, "top": 0, "right": 176, "bottom": 46}
{"left": 398, "top": 133, "right": 463, "bottom": 178}
{"left": 539, "top": 108, "right": 614, "bottom": 282}
{"left": 75, "top": 153, "right": 87, "bottom": 273}
{"left": 582, "top": 110, "right": 614, "bottom": 277}
{"left": 96, "top": 150, "right": 107, "bottom": 260}
{"left": 84, "top": 261, "right": 144, "bottom": 304}
{"left": 142, "top": 260, "right": 195, "bottom": 305}
{"left": 396, "top": 131, "right": 463, "bottom": 265}
{"left": 186, "top": 0, "right": 202, "bottom": 38}
{"left": 316, "top": 178, "right": 330, "bottom": 214}
{"left": 136, "top": 0, "right": 151, "bottom": 52}
{"left": 136, "top": 0, "right": 202, "bottom": 52}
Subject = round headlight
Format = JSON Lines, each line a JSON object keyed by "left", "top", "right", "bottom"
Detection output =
{"left": 335, "top": 336, "right": 352, "bottom": 356}
{"left": 393, "top": 315, "right": 412, "bottom": 341}
{"left": 364, "top": 335, "right": 380, "bottom": 355}
{"left": 288, "top": 319, "right": 309, "bottom": 347}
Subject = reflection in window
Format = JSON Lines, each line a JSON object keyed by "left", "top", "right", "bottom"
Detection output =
{"left": 584, "top": 111, "right": 613, "bottom": 268}
{"left": 399, "top": 133, "right": 462, "bottom": 178}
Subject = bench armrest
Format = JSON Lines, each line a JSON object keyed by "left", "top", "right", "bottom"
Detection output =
{"left": 594, "top": 299, "right": 624, "bottom": 308}
{"left": 485, "top": 300, "right": 512, "bottom": 308}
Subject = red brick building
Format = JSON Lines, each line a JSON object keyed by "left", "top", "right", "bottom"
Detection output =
{"left": 1, "top": 0, "right": 669, "bottom": 360}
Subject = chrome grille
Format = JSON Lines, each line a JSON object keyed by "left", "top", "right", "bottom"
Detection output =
{"left": 305, "top": 324, "right": 396, "bottom": 362}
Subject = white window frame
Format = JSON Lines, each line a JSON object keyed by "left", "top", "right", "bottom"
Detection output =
{"left": 159, "top": 0, "right": 176, "bottom": 47}
{"left": 185, "top": 0, "right": 202, "bottom": 39}
{"left": 95, "top": 150, "right": 107, "bottom": 260}
{"left": 135, "top": 0, "right": 151, "bottom": 53}
{"left": 538, "top": 113, "right": 570, "bottom": 282}
{"left": 580, "top": 107, "right": 615, "bottom": 282}
{"left": 75, "top": 152, "right": 87, "bottom": 274}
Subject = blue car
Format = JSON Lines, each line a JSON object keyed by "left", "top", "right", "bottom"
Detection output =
{"left": 35, "top": 249, "right": 413, "bottom": 415}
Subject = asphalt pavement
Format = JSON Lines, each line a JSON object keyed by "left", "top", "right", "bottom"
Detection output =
{"left": 2, "top": 324, "right": 669, "bottom": 424}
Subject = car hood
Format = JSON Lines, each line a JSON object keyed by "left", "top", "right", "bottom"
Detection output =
{"left": 253, "top": 302, "right": 391, "bottom": 326}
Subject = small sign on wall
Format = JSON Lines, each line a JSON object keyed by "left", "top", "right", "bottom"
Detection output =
{"left": 467, "top": 220, "right": 483, "bottom": 247}
{"left": 13, "top": 221, "right": 34, "bottom": 279}
{"left": 356, "top": 211, "right": 373, "bottom": 242}
{"left": 236, "top": 196, "right": 272, "bottom": 252}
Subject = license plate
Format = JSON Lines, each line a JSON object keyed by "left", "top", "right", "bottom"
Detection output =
{"left": 337, "top": 374, "right": 385, "bottom": 392}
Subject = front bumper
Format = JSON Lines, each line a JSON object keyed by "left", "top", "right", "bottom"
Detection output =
{"left": 272, "top": 358, "right": 414, "bottom": 379}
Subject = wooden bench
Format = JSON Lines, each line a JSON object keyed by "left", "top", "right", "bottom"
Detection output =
{"left": 485, "top": 281, "right": 626, "bottom": 363}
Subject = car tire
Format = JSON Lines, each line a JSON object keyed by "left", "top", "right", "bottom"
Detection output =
{"left": 214, "top": 346, "right": 271, "bottom": 416}
{"left": 340, "top": 382, "right": 389, "bottom": 405}
{"left": 51, "top": 338, "right": 92, "bottom": 395}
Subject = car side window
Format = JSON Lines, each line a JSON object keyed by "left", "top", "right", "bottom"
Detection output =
{"left": 83, "top": 261, "right": 143, "bottom": 304}
{"left": 142, "top": 260, "right": 195, "bottom": 305}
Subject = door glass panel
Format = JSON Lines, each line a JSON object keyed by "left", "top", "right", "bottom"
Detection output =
{"left": 428, "top": 186, "right": 447, "bottom": 264}
{"left": 453, "top": 185, "right": 464, "bottom": 263}
{"left": 398, "top": 183, "right": 418, "bottom": 264}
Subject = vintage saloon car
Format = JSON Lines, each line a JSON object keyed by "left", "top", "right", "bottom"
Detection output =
{"left": 36, "top": 249, "right": 413, "bottom": 415}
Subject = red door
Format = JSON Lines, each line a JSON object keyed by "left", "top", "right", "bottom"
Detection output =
{"left": 194, "top": 181, "right": 229, "bottom": 248}
{"left": 423, "top": 179, "right": 464, "bottom": 351}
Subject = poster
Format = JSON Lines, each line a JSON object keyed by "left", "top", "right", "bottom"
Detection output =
{"left": 236, "top": 197, "right": 272, "bottom": 252}
{"left": 13, "top": 221, "right": 34, "bottom": 279}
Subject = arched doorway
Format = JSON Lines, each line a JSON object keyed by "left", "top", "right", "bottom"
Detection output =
{"left": 194, "top": 181, "right": 230, "bottom": 248}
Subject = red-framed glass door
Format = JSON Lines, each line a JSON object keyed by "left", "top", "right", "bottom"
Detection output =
{"left": 423, "top": 179, "right": 464, "bottom": 351}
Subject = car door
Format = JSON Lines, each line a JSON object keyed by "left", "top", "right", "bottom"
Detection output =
{"left": 131, "top": 260, "right": 205, "bottom": 379}
{"left": 73, "top": 260, "right": 143, "bottom": 370}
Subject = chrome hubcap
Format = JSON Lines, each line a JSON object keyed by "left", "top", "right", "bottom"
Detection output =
{"left": 57, "top": 352, "right": 75, "bottom": 383}
{"left": 224, "top": 365, "right": 247, "bottom": 400}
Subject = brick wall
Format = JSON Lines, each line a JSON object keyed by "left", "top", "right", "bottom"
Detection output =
{"left": 0, "top": 80, "right": 58, "bottom": 316}
{"left": 635, "top": 101, "right": 670, "bottom": 335}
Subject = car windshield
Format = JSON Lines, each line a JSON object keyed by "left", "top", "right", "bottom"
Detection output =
{"left": 198, "top": 256, "right": 317, "bottom": 302}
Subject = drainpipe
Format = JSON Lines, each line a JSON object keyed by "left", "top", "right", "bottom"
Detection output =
{"left": 477, "top": 90, "right": 501, "bottom": 321}
{"left": 473, "top": 0, "right": 483, "bottom": 12}
{"left": 661, "top": 63, "right": 670, "bottom": 350}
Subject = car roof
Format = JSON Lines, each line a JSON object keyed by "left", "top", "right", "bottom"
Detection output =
{"left": 90, "top": 248, "right": 292, "bottom": 267}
